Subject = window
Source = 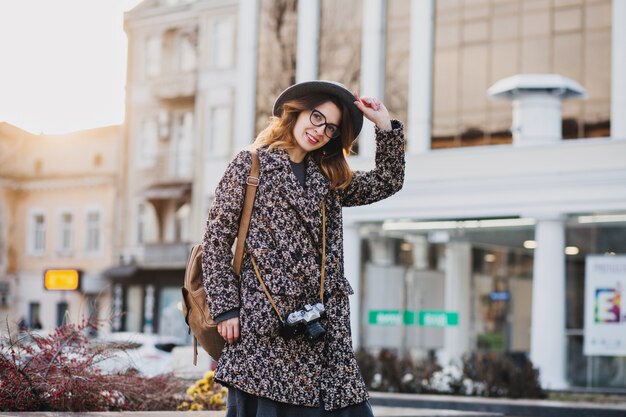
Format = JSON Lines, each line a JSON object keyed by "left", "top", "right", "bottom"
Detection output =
{"left": 56, "top": 302, "right": 68, "bottom": 327}
{"left": 178, "top": 32, "right": 197, "bottom": 72}
{"left": 137, "top": 203, "right": 146, "bottom": 245}
{"left": 85, "top": 210, "right": 101, "bottom": 253}
{"left": 170, "top": 111, "right": 194, "bottom": 177}
{"left": 145, "top": 34, "right": 162, "bottom": 78}
{"left": 212, "top": 17, "right": 234, "bottom": 69}
{"left": 208, "top": 105, "right": 231, "bottom": 156}
{"left": 136, "top": 202, "right": 157, "bottom": 245}
{"left": 175, "top": 203, "right": 190, "bottom": 242}
{"left": 29, "top": 212, "right": 46, "bottom": 255}
{"left": 57, "top": 212, "right": 74, "bottom": 254}
{"left": 431, "top": 0, "right": 612, "bottom": 148}
{"left": 138, "top": 116, "right": 158, "bottom": 167}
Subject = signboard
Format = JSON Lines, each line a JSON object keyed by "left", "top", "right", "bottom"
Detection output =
{"left": 368, "top": 310, "right": 457, "bottom": 327}
{"left": 44, "top": 269, "right": 80, "bottom": 291}
{"left": 583, "top": 256, "right": 626, "bottom": 356}
{"left": 489, "top": 291, "right": 511, "bottom": 301}
{"left": 418, "top": 310, "right": 459, "bottom": 327}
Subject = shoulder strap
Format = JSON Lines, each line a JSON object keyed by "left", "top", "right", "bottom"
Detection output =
{"left": 233, "top": 150, "right": 260, "bottom": 276}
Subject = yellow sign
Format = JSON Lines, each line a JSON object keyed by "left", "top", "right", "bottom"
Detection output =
{"left": 44, "top": 269, "right": 80, "bottom": 291}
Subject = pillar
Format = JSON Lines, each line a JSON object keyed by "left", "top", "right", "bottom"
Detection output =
{"left": 234, "top": 0, "right": 260, "bottom": 151}
{"left": 612, "top": 0, "right": 626, "bottom": 140}
{"left": 359, "top": 0, "right": 386, "bottom": 158}
{"left": 440, "top": 241, "right": 471, "bottom": 366}
{"left": 530, "top": 214, "right": 568, "bottom": 389}
{"left": 296, "top": 0, "right": 320, "bottom": 82}
{"left": 407, "top": 0, "right": 435, "bottom": 154}
{"left": 343, "top": 222, "right": 362, "bottom": 349}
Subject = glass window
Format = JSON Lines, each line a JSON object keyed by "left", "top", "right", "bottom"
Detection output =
{"left": 85, "top": 210, "right": 101, "bottom": 253}
{"left": 125, "top": 285, "right": 143, "bottom": 333}
{"left": 208, "top": 105, "right": 231, "bottom": 157}
{"left": 158, "top": 286, "right": 188, "bottom": 339}
{"left": 138, "top": 116, "right": 158, "bottom": 167}
{"left": 565, "top": 214, "right": 626, "bottom": 389}
{"left": 145, "top": 34, "right": 162, "bottom": 78}
{"left": 213, "top": 17, "right": 234, "bottom": 69}
{"left": 360, "top": 222, "right": 535, "bottom": 357}
{"left": 431, "top": 0, "right": 612, "bottom": 148}
{"left": 58, "top": 212, "right": 74, "bottom": 254}
{"left": 175, "top": 203, "right": 190, "bottom": 243}
{"left": 170, "top": 111, "right": 194, "bottom": 177}
{"left": 178, "top": 31, "right": 197, "bottom": 72}
{"left": 29, "top": 213, "right": 46, "bottom": 255}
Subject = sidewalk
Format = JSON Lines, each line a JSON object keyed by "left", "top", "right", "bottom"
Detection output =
{"left": 0, "top": 407, "right": 501, "bottom": 417}
{"left": 370, "top": 391, "right": 626, "bottom": 417}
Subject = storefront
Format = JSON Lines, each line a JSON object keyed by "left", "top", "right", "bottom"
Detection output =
{"left": 355, "top": 214, "right": 626, "bottom": 390}
{"left": 104, "top": 266, "right": 188, "bottom": 340}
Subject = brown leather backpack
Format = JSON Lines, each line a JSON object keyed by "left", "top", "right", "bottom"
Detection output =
{"left": 181, "top": 151, "right": 260, "bottom": 365}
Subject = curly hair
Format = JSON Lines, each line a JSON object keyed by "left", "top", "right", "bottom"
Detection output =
{"left": 252, "top": 94, "right": 357, "bottom": 190}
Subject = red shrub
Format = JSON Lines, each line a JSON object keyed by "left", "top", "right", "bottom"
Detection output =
{"left": 0, "top": 319, "right": 186, "bottom": 411}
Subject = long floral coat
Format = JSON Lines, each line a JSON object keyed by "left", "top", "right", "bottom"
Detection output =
{"left": 202, "top": 121, "right": 405, "bottom": 411}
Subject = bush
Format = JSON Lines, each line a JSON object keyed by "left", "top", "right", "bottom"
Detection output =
{"left": 0, "top": 319, "right": 186, "bottom": 411}
{"left": 462, "top": 351, "right": 545, "bottom": 399}
{"left": 355, "top": 349, "right": 545, "bottom": 399}
{"left": 177, "top": 370, "right": 228, "bottom": 411}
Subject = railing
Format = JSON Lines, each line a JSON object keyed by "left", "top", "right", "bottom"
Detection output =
{"left": 143, "top": 242, "right": 192, "bottom": 267}
{"left": 140, "top": 153, "right": 194, "bottom": 184}
{"left": 150, "top": 72, "right": 196, "bottom": 100}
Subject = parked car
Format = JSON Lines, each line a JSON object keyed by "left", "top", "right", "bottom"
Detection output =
{"left": 94, "top": 332, "right": 187, "bottom": 376}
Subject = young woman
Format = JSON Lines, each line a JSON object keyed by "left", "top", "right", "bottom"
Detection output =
{"left": 202, "top": 80, "right": 405, "bottom": 416}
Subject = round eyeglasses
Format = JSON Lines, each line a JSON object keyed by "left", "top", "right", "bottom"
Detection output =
{"left": 309, "top": 109, "right": 340, "bottom": 139}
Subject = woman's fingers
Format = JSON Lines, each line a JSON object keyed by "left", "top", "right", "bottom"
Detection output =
{"left": 218, "top": 317, "right": 240, "bottom": 344}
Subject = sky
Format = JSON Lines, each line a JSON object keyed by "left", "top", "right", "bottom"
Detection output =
{"left": 0, "top": 0, "right": 143, "bottom": 134}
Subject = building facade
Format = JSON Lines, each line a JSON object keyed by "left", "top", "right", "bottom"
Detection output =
{"left": 0, "top": 123, "right": 119, "bottom": 334}
{"left": 112, "top": 0, "right": 626, "bottom": 391}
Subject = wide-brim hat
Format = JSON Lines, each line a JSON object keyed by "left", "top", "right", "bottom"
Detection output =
{"left": 272, "top": 80, "right": 363, "bottom": 140}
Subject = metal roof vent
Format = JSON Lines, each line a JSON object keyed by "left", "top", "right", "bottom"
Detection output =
{"left": 488, "top": 74, "right": 587, "bottom": 146}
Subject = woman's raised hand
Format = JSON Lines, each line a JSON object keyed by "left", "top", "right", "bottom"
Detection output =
{"left": 353, "top": 92, "right": 392, "bottom": 131}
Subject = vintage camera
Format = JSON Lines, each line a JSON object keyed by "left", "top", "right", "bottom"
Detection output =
{"left": 280, "top": 303, "right": 326, "bottom": 342}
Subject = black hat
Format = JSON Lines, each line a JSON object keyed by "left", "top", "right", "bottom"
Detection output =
{"left": 272, "top": 80, "right": 363, "bottom": 139}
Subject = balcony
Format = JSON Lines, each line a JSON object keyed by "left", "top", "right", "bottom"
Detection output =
{"left": 143, "top": 242, "right": 192, "bottom": 268}
{"left": 150, "top": 72, "right": 196, "bottom": 100}
{"left": 141, "top": 153, "right": 194, "bottom": 185}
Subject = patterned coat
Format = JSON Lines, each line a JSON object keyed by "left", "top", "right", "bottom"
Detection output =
{"left": 202, "top": 121, "right": 405, "bottom": 411}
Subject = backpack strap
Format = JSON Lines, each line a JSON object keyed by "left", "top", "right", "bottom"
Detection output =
{"left": 233, "top": 150, "right": 260, "bottom": 276}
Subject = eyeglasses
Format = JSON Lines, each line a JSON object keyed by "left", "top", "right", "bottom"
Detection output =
{"left": 309, "top": 109, "right": 340, "bottom": 139}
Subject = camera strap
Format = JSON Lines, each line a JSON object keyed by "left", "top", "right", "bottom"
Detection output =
{"left": 249, "top": 201, "right": 327, "bottom": 322}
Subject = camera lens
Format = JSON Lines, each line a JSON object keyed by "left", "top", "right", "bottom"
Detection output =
{"left": 305, "top": 321, "right": 326, "bottom": 342}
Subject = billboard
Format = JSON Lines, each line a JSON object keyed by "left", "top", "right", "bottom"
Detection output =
{"left": 584, "top": 256, "right": 626, "bottom": 356}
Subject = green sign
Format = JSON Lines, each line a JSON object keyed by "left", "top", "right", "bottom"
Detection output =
{"left": 368, "top": 310, "right": 417, "bottom": 326}
{"left": 418, "top": 310, "right": 459, "bottom": 327}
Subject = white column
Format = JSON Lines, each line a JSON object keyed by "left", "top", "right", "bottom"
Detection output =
{"left": 296, "top": 0, "right": 320, "bottom": 82}
{"left": 440, "top": 241, "right": 471, "bottom": 366}
{"left": 359, "top": 0, "right": 387, "bottom": 158}
{"left": 407, "top": 0, "right": 435, "bottom": 154}
{"left": 343, "top": 222, "right": 362, "bottom": 349}
{"left": 234, "top": 0, "right": 260, "bottom": 151}
{"left": 612, "top": 0, "right": 626, "bottom": 140}
{"left": 530, "top": 214, "right": 568, "bottom": 389}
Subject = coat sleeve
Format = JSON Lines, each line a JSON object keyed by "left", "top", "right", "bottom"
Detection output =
{"left": 202, "top": 150, "right": 251, "bottom": 318}
{"left": 340, "top": 120, "right": 405, "bottom": 207}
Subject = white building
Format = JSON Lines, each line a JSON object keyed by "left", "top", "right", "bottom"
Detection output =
{"left": 111, "top": 0, "right": 626, "bottom": 391}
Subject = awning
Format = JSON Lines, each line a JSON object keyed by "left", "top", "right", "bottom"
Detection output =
{"left": 142, "top": 183, "right": 191, "bottom": 201}
{"left": 102, "top": 265, "right": 139, "bottom": 279}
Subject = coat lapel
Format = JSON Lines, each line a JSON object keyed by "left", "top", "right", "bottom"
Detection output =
{"left": 258, "top": 148, "right": 329, "bottom": 250}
